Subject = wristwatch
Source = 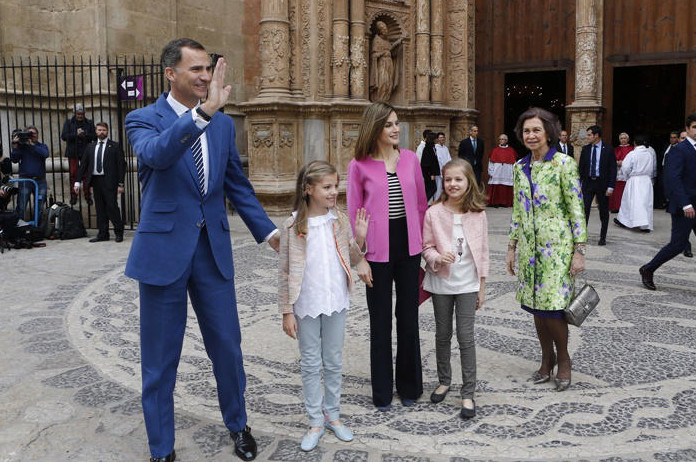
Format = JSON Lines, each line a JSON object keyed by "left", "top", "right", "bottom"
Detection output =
{"left": 574, "top": 244, "right": 586, "bottom": 255}
{"left": 195, "top": 106, "right": 212, "bottom": 122}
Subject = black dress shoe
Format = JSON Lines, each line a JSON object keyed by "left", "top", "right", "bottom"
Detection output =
{"left": 89, "top": 236, "right": 109, "bottom": 243}
{"left": 613, "top": 217, "right": 627, "bottom": 228}
{"left": 597, "top": 238, "right": 606, "bottom": 246}
{"left": 115, "top": 234, "right": 124, "bottom": 243}
{"left": 86, "top": 197, "right": 93, "bottom": 206}
{"left": 230, "top": 425, "right": 257, "bottom": 461}
{"left": 684, "top": 249, "right": 693, "bottom": 258}
{"left": 150, "top": 450, "right": 176, "bottom": 462}
{"left": 639, "top": 265, "right": 656, "bottom": 291}
{"left": 430, "top": 386, "right": 450, "bottom": 403}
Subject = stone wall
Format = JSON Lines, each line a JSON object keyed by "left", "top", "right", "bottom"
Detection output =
{"left": 0, "top": 0, "right": 255, "bottom": 103}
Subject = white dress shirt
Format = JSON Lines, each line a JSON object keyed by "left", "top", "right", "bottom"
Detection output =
{"left": 92, "top": 138, "right": 108, "bottom": 175}
{"left": 167, "top": 93, "right": 210, "bottom": 194}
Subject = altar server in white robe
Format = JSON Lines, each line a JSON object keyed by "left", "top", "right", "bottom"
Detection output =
{"left": 615, "top": 134, "right": 655, "bottom": 231}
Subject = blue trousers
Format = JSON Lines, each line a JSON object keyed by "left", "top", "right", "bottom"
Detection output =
{"left": 645, "top": 212, "right": 696, "bottom": 272}
{"left": 15, "top": 178, "right": 46, "bottom": 222}
{"left": 138, "top": 228, "right": 246, "bottom": 458}
{"left": 296, "top": 309, "right": 346, "bottom": 427}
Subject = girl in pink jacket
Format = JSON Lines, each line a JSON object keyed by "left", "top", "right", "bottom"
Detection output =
{"left": 422, "top": 158, "right": 489, "bottom": 419}
{"left": 278, "top": 160, "right": 369, "bottom": 452}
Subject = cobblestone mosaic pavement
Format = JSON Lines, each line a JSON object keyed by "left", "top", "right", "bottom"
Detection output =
{"left": 1, "top": 209, "right": 695, "bottom": 461}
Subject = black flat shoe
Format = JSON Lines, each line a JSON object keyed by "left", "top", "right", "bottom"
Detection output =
{"left": 430, "top": 386, "right": 450, "bottom": 403}
{"left": 597, "top": 238, "right": 606, "bottom": 246}
{"left": 684, "top": 250, "right": 693, "bottom": 258}
{"left": 230, "top": 425, "right": 257, "bottom": 461}
{"left": 460, "top": 400, "right": 476, "bottom": 419}
{"left": 150, "top": 450, "right": 176, "bottom": 462}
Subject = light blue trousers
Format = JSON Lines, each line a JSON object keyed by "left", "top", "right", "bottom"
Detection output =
{"left": 296, "top": 309, "right": 346, "bottom": 427}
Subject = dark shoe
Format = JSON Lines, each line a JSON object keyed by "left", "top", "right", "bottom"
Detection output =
{"left": 230, "top": 425, "right": 257, "bottom": 461}
{"left": 89, "top": 236, "right": 109, "bottom": 243}
{"left": 115, "top": 234, "right": 124, "bottom": 243}
{"left": 639, "top": 265, "right": 656, "bottom": 291}
{"left": 684, "top": 250, "right": 693, "bottom": 258}
{"left": 400, "top": 398, "right": 416, "bottom": 407}
{"left": 150, "top": 450, "right": 176, "bottom": 462}
{"left": 613, "top": 217, "right": 627, "bottom": 228}
{"left": 430, "top": 386, "right": 450, "bottom": 404}
{"left": 597, "top": 238, "right": 606, "bottom": 246}
{"left": 460, "top": 400, "right": 476, "bottom": 419}
{"left": 86, "top": 197, "right": 93, "bottom": 206}
{"left": 376, "top": 404, "right": 392, "bottom": 412}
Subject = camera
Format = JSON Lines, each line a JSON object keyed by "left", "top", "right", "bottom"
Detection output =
{"left": 12, "top": 128, "right": 33, "bottom": 146}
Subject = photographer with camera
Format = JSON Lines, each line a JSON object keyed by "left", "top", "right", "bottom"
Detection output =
{"left": 61, "top": 104, "right": 96, "bottom": 205}
{"left": 10, "top": 126, "right": 49, "bottom": 221}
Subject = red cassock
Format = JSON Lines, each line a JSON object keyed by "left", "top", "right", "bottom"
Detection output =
{"left": 487, "top": 145, "right": 517, "bottom": 207}
{"left": 610, "top": 144, "right": 633, "bottom": 212}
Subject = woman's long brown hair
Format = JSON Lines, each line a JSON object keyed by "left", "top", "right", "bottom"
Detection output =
{"left": 354, "top": 102, "right": 398, "bottom": 160}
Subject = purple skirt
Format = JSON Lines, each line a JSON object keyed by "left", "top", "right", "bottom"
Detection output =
{"left": 521, "top": 304, "right": 566, "bottom": 319}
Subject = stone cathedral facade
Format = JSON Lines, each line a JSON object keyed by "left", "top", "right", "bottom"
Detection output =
{"left": 1, "top": 0, "right": 693, "bottom": 211}
{"left": 241, "top": 0, "right": 478, "bottom": 210}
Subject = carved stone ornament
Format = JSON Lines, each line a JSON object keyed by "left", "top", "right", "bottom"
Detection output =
{"left": 260, "top": 27, "right": 290, "bottom": 87}
{"left": 252, "top": 124, "right": 275, "bottom": 148}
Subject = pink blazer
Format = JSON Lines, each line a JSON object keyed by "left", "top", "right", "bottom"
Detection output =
{"left": 347, "top": 149, "right": 428, "bottom": 262}
{"left": 422, "top": 203, "right": 489, "bottom": 280}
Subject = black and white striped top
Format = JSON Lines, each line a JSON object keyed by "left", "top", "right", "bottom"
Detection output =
{"left": 387, "top": 172, "right": 407, "bottom": 219}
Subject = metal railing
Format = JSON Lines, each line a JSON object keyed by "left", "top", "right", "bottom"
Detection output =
{"left": 0, "top": 55, "right": 165, "bottom": 228}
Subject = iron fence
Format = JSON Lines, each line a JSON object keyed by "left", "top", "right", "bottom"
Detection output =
{"left": 0, "top": 55, "right": 165, "bottom": 228}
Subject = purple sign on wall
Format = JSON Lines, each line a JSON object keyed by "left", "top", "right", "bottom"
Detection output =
{"left": 119, "top": 76, "right": 143, "bottom": 100}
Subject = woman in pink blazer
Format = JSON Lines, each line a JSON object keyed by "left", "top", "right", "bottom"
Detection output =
{"left": 347, "top": 102, "right": 428, "bottom": 411}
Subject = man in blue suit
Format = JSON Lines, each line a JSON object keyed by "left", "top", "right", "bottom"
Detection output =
{"left": 125, "top": 38, "right": 279, "bottom": 462}
{"left": 640, "top": 114, "right": 696, "bottom": 291}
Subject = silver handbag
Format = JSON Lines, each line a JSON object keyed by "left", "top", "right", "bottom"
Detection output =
{"left": 564, "top": 276, "right": 599, "bottom": 327}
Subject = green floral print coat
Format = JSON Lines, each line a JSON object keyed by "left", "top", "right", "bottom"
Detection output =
{"left": 509, "top": 148, "right": 587, "bottom": 311}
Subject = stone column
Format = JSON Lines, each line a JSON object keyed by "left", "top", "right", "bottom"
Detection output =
{"left": 349, "top": 0, "right": 367, "bottom": 99}
{"left": 430, "top": 0, "right": 444, "bottom": 103}
{"left": 567, "top": 0, "right": 604, "bottom": 156}
{"left": 415, "top": 0, "right": 431, "bottom": 102}
{"left": 332, "top": 0, "right": 350, "bottom": 98}
{"left": 448, "top": 0, "right": 477, "bottom": 148}
{"left": 258, "top": 0, "right": 291, "bottom": 98}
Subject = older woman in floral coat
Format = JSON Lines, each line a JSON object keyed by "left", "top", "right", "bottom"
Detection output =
{"left": 506, "top": 108, "right": 587, "bottom": 392}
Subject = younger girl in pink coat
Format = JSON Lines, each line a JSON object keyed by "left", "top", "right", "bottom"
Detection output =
{"left": 422, "top": 158, "right": 489, "bottom": 419}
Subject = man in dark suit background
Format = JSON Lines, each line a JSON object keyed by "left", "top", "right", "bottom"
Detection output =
{"left": 640, "top": 114, "right": 696, "bottom": 290}
{"left": 556, "top": 130, "right": 574, "bottom": 157}
{"left": 125, "top": 38, "right": 279, "bottom": 462}
{"left": 458, "top": 124, "right": 484, "bottom": 185}
{"left": 579, "top": 125, "right": 616, "bottom": 246}
{"left": 74, "top": 122, "right": 126, "bottom": 242}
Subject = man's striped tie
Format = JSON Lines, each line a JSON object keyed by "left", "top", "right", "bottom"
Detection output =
{"left": 191, "top": 136, "right": 205, "bottom": 195}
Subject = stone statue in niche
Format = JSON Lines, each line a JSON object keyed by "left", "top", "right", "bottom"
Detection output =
{"left": 369, "top": 20, "right": 402, "bottom": 102}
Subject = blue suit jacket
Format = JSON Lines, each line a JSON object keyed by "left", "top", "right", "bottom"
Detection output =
{"left": 125, "top": 93, "right": 275, "bottom": 286}
{"left": 664, "top": 139, "right": 696, "bottom": 215}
